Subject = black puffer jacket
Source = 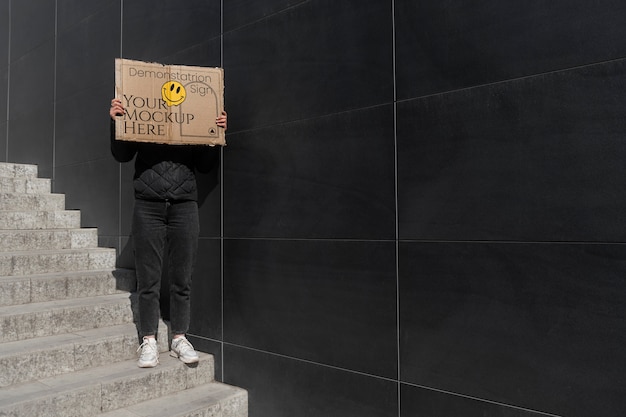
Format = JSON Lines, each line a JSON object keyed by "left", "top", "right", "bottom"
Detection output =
{"left": 110, "top": 121, "right": 218, "bottom": 202}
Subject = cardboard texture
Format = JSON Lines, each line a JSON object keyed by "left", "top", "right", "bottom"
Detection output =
{"left": 115, "top": 58, "right": 225, "bottom": 146}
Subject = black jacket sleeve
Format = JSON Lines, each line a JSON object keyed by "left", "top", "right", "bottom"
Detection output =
{"left": 110, "top": 119, "right": 138, "bottom": 162}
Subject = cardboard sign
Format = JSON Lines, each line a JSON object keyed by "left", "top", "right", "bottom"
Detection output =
{"left": 115, "top": 58, "right": 225, "bottom": 146}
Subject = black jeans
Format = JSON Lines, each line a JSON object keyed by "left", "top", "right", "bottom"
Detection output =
{"left": 132, "top": 199, "right": 199, "bottom": 337}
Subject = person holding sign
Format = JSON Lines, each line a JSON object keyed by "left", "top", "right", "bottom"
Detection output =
{"left": 110, "top": 97, "right": 227, "bottom": 368}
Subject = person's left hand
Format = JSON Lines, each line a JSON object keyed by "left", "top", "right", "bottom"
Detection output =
{"left": 216, "top": 111, "right": 228, "bottom": 131}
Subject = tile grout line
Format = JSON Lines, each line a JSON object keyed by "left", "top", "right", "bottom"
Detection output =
{"left": 391, "top": 0, "right": 401, "bottom": 415}
{"left": 52, "top": 0, "right": 57, "bottom": 186}
{"left": 397, "top": 55, "right": 626, "bottom": 105}
{"left": 219, "top": 236, "right": 626, "bottom": 246}
{"left": 118, "top": 0, "right": 124, "bottom": 252}
{"left": 220, "top": 0, "right": 225, "bottom": 383}
{"left": 222, "top": 341, "right": 562, "bottom": 417}
{"left": 5, "top": 0, "right": 11, "bottom": 161}
{"left": 401, "top": 381, "right": 565, "bottom": 417}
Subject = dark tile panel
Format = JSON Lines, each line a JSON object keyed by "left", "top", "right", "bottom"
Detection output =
{"left": 10, "top": 0, "right": 55, "bottom": 61}
{"left": 223, "top": 239, "right": 397, "bottom": 378}
{"left": 56, "top": 0, "right": 120, "bottom": 101}
{"left": 122, "top": 0, "right": 221, "bottom": 63}
{"left": 186, "top": 335, "right": 223, "bottom": 382}
{"left": 8, "top": 43, "right": 55, "bottom": 120}
{"left": 0, "top": 1, "right": 8, "bottom": 71}
{"left": 189, "top": 238, "right": 222, "bottom": 340}
{"left": 398, "top": 59, "right": 626, "bottom": 242}
{"left": 196, "top": 149, "right": 221, "bottom": 238}
{"left": 0, "top": 122, "right": 6, "bottom": 162}
{"left": 97, "top": 235, "right": 119, "bottom": 252}
{"left": 7, "top": 41, "right": 55, "bottom": 176}
{"left": 55, "top": 85, "right": 116, "bottom": 167}
{"left": 224, "top": 345, "right": 398, "bottom": 417}
{"left": 223, "top": 0, "right": 393, "bottom": 131}
{"left": 54, "top": 159, "right": 120, "bottom": 236}
{"left": 223, "top": 106, "right": 395, "bottom": 239}
{"left": 161, "top": 38, "right": 222, "bottom": 68}
{"left": 395, "top": 0, "right": 626, "bottom": 99}
{"left": 116, "top": 236, "right": 134, "bottom": 270}
{"left": 0, "top": 67, "right": 6, "bottom": 130}
{"left": 57, "top": 0, "right": 119, "bottom": 33}
{"left": 399, "top": 241, "right": 626, "bottom": 417}
{"left": 223, "top": 0, "right": 308, "bottom": 32}
{"left": 401, "top": 384, "right": 547, "bottom": 417}
{"left": 119, "top": 161, "right": 136, "bottom": 235}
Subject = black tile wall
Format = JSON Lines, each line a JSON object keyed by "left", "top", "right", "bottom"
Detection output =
{"left": 54, "top": 159, "right": 121, "bottom": 234}
{"left": 9, "top": 1, "right": 55, "bottom": 62}
{"left": 223, "top": 105, "right": 396, "bottom": 239}
{"left": 395, "top": 0, "right": 626, "bottom": 99}
{"left": 189, "top": 238, "right": 222, "bottom": 340}
{"left": 55, "top": 86, "right": 117, "bottom": 168}
{"left": 401, "top": 384, "right": 544, "bottom": 417}
{"left": 8, "top": 41, "right": 55, "bottom": 177}
{"left": 399, "top": 241, "right": 626, "bottom": 417}
{"left": 56, "top": 0, "right": 119, "bottom": 33}
{"left": 224, "top": 344, "right": 399, "bottom": 417}
{"left": 196, "top": 149, "right": 221, "bottom": 238}
{"left": 0, "top": 1, "right": 7, "bottom": 72}
{"left": 223, "top": 238, "right": 398, "bottom": 378}
{"left": 3, "top": 1, "right": 625, "bottom": 416}
{"left": 122, "top": 0, "right": 221, "bottom": 63}
{"left": 55, "top": 0, "right": 120, "bottom": 103}
{"left": 119, "top": 161, "right": 136, "bottom": 236}
{"left": 116, "top": 236, "right": 134, "bottom": 270}
{"left": 0, "top": 0, "right": 6, "bottom": 162}
{"left": 0, "top": 68, "right": 6, "bottom": 158}
{"left": 223, "top": 0, "right": 393, "bottom": 132}
{"left": 223, "top": 0, "right": 308, "bottom": 31}
{"left": 0, "top": 122, "right": 6, "bottom": 162}
{"left": 398, "top": 58, "right": 626, "bottom": 242}
{"left": 162, "top": 38, "right": 222, "bottom": 69}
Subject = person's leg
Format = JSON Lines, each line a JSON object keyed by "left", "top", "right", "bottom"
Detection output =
{"left": 132, "top": 199, "right": 168, "bottom": 367}
{"left": 166, "top": 200, "right": 199, "bottom": 336}
{"left": 166, "top": 200, "right": 200, "bottom": 363}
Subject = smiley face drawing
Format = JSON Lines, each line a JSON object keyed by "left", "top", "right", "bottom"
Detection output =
{"left": 161, "top": 81, "right": 186, "bottom": 106}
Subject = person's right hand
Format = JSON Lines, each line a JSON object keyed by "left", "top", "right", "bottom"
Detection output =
{"left": 110, "top": 98, "right": 125, "bottom": 120}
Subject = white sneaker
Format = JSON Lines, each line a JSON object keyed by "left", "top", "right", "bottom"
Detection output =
{"left": 137, "top": 337, "right": 159, "bottom": 368}
{"left": 170, "top": 336, "right": 199, "bottom": 364}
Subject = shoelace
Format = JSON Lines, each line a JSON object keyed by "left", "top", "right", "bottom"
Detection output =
{"left": 137, "top": 339, "right": 157, "bottom": 355}
{"left": 176, "top": 337, "right": 193, "bottom": 353}
{"left": 173, "top": 337, "right": 193, "bottom": 353}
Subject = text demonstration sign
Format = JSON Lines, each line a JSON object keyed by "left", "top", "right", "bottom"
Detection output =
{"left": 115, "top": 58, "right": 225, "bottom": 146}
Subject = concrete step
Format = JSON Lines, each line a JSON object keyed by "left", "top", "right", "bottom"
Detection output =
{"left": 0, "top": 162, "right": 38, "bottom": 179}
{"left": 99, "top": 382, "right": 248, "bottom": 417}
{"left": 0, "top": 321, "right": 169, "bottom": 387}
{"left": 0, "top": 269, "right": 136, "bottom": 307}
{"left": 0, "top": 323, "right": 140, "bottom": 387}
{"left": 0, "top": 161, "right": 248, "bottom": 416}
{"left": 0, "top": 192, "right": 65, "bottom": 211}
{"left": 0, "top": 177, "right": 51, "bottom": 194}
{"left": 0, "top": 209, "right": 82, "bottom": 230}
{"left": 0, "top": 293, "right": 134, "bottom": 343}
{"left": 0, "top": 247, "right": 116, "bottom": 276}
{"left": 0, "top": 353, "right": 215, "bottom": 417}
{"left": 0, "top": 228, "right": 98, "bottom": 252}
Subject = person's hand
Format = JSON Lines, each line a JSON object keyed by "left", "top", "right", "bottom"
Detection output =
{"left": 110, "top": 98, "right": 125, "bottom": 120}
{"left": 216, "top": 110, "right": 227, "bottom": 131}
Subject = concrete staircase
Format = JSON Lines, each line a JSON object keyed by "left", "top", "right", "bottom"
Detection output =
{"left": 0, "top": 162, "right": 247, "bottom": 417}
